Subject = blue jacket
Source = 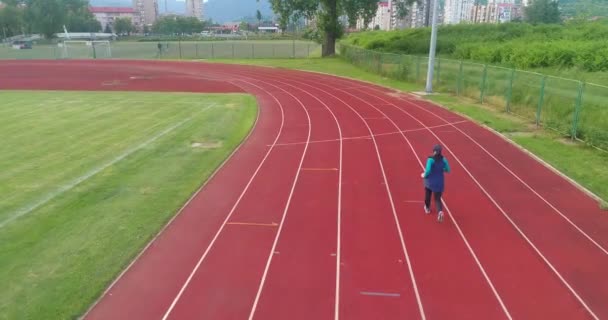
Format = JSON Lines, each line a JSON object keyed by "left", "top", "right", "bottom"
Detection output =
{"left": 423, "top": 155, "right": 451, "bottom": 192}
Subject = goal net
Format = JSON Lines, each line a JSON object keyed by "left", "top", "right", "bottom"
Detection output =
{"left": 59, "top": 40, "right": 112, "bottom": 59}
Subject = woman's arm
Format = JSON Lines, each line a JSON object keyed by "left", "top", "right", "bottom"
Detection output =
{"left": 443, "top": 158, "right": 451, "bottom": 173}
{"left": 421, "top": 158, "right": 435, "bottom": 178}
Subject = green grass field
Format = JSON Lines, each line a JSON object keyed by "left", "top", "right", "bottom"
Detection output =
{"left": 0, "top": 90, "right": 257, "bottom": 319}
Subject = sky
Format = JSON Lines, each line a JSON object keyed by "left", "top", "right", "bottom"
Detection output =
{"left": 89, "top": 0, "right": 188, "bottom": 14}
{"left": 89, "top": 0, "right": 273, "bottom": 23}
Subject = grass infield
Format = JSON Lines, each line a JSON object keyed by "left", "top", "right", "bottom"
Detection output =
{"left": 0, "top": 90, "right": 257, "bottom": 319}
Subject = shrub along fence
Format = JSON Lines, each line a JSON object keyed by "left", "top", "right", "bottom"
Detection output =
{"left": 340, "top": 44, "right": 608, "bottom": 150}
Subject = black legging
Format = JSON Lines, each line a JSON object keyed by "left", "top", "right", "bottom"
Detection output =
{"left": 425, "top": 188, "right": 443, "bottom": 212}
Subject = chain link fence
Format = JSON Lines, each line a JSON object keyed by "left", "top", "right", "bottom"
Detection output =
{"left": 340, "top": 44, "right": 608, "bottom": 150}
{"left": 0, "top": 40, "right": 321, "bottom": 60}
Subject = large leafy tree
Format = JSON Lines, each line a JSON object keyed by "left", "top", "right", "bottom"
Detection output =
{"left": 394, "top": 0, "right": 421, "bottom": 19}
{"left": 270, "top": 0, "right": 380, "bottom": 57}
{"left": 25, "top": 0, "right": 67, "bottom": 38}
{"left": 0, "top": 5, "right": 26, "bottom": 38}
{"left": 343, "top": 0, "right": 379, "bottom": 29}
{"left": 152, "top": 16, "right": 205, "bottom": 35}
{"left": 524, "top": 0, "right": 561, "bottom": 24}
{"left": 18, "top": 0, "right": 101, "bottom": 38}
{"left": 114, "top": 17, "right": 134, "bottom": 35}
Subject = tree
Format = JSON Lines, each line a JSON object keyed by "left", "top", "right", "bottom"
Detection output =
{"left": 66, "top": 8, "right": 101, "bottom": 32}
{"left": 152, "top": 16, "right": 203, "bottom": 35}
{"left": 270, "top": 0, "right": 379, "bottom": 56}
{"left": 343, "top": 0, "right": 382, "bottom": 30}
{"left": 524, "top": 0, "right": 561, "bottom": 24}
{"left": 22, "top": 0, "right": 99, "bottom": 38}
{"left": 25, "top": 0, "right": 67, "bottom": 38}
{"left": 114, "top": 17, "right": 133, "bottom": 35}
{"left": 394, "top": 0, "right": 421, "bottom": 19}
{"left": 256, "top": 10, "right": 263, "bottom": 27}
{"left": 0, "top": 5, "right": 25, "bottom": 38}
{"left": 360, "top": 0, "right": 379, "bottom": 29}
{"left": 104, "top": 24, "right": 112, "bottom": 34}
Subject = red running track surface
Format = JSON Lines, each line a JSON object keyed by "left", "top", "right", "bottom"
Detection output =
{"left": 1, "top": 60, "right": 607, "bottom": 320}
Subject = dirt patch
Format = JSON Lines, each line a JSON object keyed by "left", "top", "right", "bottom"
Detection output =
{"left": 139, "top": 187, "right": 156, "bottom": 195}
{"left": 225, "top": 103, "right": 241, "bottom": 109}
{"left": 101, "top": 80, "right": 127, "bottom": 86}
{"left": 388, "top": 91, "right": 410, "bottom": 99}
{"left": 557, "top": 138, "right": 578, "bottom": 146}
{"left": 129, "top": 75, "right": 155, "bottom": 80}
{"left": 191, "top": 141, "right": 222, "bottom": 149}
{"left": 505, "top": 131, "right": 537, "bottom": 138}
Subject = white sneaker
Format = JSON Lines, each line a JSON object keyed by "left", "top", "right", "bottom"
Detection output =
{"left": 438, "top": 211, "right": 444, "bottom": 223}
{"left": 424, "top": 206, "right": 431, "bottom": 214}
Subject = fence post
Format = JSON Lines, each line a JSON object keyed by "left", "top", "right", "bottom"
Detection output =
{"left": 536, "top": 76, "right": 547, "bottom": 127}
{"left": 196, "top": 43, "right": 199, "bottom": 59}
{"left": 178, "top": 39, "right": 182, "bottom": 59}
{"left": 399, "top": 56, "right": 407, "bottom": 80}
{"left": 252, "top": 43, "right": 255, "bottom": 58}
{"left": 416, "top": 56, "right": 421, "bottom": 83}
{"left": 457, "top": 60, "right": 464, "bottom": 96}
{"left": 436, "top": 58, "right": 441, "bottom": 86}
{"left": 480, "top": 65, "right": 488, "bottom": 104}
{"left": 232, "top": 43, "right": 235, "bottom": 59}
{"left": 377, "top": 53, "right": 383, "bottom": 74}
{"left": 307, "top": 44, "right": 311, "bottom": 57}
{"left": 211, "top": 43, "right": 214, "bottom": 58}
{"left": 506, "top": 69, "right": 515, "bottom": 112}
{"left": 571, "top": 81, "right": 585, "bottom": 140}
{"left": 292, "top": 39, "right": 296, "bottom": 58}
{"left": 272, "top": 44, "right": 275, "bottom": 57}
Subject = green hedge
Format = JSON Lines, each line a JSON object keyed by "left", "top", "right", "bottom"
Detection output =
{"left": 343, "top": 20, "right": 608, "bottom": 72}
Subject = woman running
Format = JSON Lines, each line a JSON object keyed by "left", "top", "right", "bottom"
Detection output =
{"left": 421, "top": 144, "right": 451, "bottom": 222}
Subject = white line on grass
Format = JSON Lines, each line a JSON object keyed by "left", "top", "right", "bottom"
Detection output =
{"left": 0, "top": 107, "right": 212, "bottom": 229}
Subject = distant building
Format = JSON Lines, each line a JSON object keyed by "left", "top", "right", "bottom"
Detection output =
{"left": 469, "top": 2, "right": 522, "bottom": 24}
{"left": 388, "top": 0, "right": 443, "bottom": 30}
{"left": 357, "top": 1, "right": 391, "bottom": 30}
{"left": 90, "top": 7, "right": 140, "bottom": 32}
{"left": 185, "top": 0, "right": 203, "bottom": 20}
{"left": 444, "top": 0, "right": 474, "bottom": 24}
{"left": 133, "top": 0, "right": 158, "bottom": 27}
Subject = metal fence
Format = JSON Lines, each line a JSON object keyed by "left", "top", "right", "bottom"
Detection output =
{"left": 340, "top": 44, "right": 608, "bottom": 150}
{"left": 0, "top": 40, "right": 321, "bottom": 60}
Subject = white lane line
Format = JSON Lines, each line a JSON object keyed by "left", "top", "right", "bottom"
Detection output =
{"left": 395, "top": 95, "right": 608, "bottom": 256}
{"left": 270, "top": 120, "right": 468, "bottom": 147}
{"left": 354, "top": 84, "right": 598, "bottom": 319}
{"left": 246, "top": 79, "right": 313, "bottom": 320}
{"left": 161, "top": 79, "right": 287, "bottom": 320}
{"left": 285, "top": 78, "right": 427, "bottom": 320}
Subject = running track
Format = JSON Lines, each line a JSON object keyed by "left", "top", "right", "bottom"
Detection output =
{"left": 1, "top": 60, "right": 607, "bottom": 320}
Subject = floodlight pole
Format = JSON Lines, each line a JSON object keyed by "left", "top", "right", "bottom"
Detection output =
{"left": 425, "top": 0, "right": 440, "bottom": 93}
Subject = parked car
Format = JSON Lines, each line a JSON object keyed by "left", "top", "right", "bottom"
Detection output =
{"left": 11, "top": 40, "right": 32, "bottom": 49}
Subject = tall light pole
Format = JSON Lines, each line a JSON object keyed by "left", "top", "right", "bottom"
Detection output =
{"left": 425, "top": 0, "right": 440, "bottom": 93}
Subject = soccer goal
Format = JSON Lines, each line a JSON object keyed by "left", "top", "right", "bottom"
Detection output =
{"left": 58, "top": 40, "right": 112, "bottom": 59}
